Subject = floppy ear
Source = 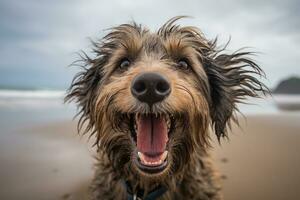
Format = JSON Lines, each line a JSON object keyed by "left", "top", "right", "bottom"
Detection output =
{"left": 65, "top": 23, "right": 143, "bottom": 143}
{"left": 203, "top": 44, "right": 267, "bottom": 140}
{"left": 64, "top": 52, "right": 105, "bottom": 136}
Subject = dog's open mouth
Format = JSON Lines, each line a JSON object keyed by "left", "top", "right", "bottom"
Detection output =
{"left": 130, "top": 113, "right": 174, "bottom": 174}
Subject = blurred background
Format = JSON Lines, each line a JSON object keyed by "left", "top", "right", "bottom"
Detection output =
{"left": 0, "top": 0, "right": 299, "bottom": 199}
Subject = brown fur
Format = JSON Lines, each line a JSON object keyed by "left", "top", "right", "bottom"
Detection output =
{"left": 65, "top": 16, "right": 267, "bottom": 200}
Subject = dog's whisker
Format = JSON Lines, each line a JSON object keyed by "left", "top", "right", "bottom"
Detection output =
{"left": 175, "top": 84, "right": 197, "bottom": 109}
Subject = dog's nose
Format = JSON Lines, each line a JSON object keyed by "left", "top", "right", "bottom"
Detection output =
{"left": 131, "top": 72, "right": 171, "bottom": 105}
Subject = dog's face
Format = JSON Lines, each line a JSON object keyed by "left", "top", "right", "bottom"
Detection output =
{"left": 66, "top": 17, "right": 266, "bottom": 181}
{"left": 92, "top": 21, "right": 212, "bottom": 177}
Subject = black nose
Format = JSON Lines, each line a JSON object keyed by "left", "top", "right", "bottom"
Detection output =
{"left": 131, "top": 72, "right": 171, "bottom": 105}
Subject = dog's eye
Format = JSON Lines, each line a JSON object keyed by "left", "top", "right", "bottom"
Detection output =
{"left": 119, "top": 59, "right": 130, "bottom": 70}
{"left": 177, "top": 59, "right": 190, "bottom": 70}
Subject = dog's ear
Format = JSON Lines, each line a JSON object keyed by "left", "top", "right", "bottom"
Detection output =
{"left": 64, "top": 51, "right": 105, "bottom": 136}
{"left": 65, "top": 23, "right": 142, "bottom": 141}
{"left": 203, "top": 42, "right": 268, "bottom": 141}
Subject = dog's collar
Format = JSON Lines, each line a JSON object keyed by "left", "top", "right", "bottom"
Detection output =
{"left": 123, "top": 180, "right": 168, "bottom": 200}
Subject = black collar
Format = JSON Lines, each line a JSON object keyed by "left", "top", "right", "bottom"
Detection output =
{"left": 123, "top": 180, "right": 168, "bottom": 200}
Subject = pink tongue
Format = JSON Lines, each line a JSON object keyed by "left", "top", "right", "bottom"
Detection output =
{"left": 137, "top": 115, "right": 168, "bottom": 155}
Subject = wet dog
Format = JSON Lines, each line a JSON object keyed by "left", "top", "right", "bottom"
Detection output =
{"left": 66, "top": 16, "right": 266, "bottom": 200}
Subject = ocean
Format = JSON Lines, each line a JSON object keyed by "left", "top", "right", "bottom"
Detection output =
{"left": 0, "top": 89, "right": 299, "bottom": 132}
{"left": 0, "top": 89, "right": 75, "bottom": 132}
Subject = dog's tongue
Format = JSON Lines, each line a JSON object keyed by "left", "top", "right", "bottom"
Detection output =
{"left": 137, "top": 115, "right": 168, "bottom": 155}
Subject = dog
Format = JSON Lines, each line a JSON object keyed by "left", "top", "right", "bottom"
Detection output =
{"left": 65, "top": 16, "right": 267, "bottom": 200}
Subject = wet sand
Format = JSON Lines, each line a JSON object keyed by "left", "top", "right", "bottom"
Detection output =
{"left": 0, "top": 121, "right": 93, "bottom": 200}
{"left": 0, "top": 113, "right": 300, "bottom": 199}
{"left": 213, "top": 113, "right": 300, "bottom": 200}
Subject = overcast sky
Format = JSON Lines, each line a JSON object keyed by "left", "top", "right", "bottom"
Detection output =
{"left": 0, "top": 0, "right": 299, "bottom": 89}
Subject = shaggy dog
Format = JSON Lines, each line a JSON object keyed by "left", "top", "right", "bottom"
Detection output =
{"left": 66, "top": 17, "right": 267, "bottom": 200}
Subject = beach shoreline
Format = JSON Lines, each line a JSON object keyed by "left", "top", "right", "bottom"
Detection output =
{"left": 0, "top": 113, "right": 300, "bottom": 199}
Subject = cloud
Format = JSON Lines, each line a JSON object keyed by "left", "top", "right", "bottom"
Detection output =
{"left": 0, "top": 0, "right": 299, "bottom": 88}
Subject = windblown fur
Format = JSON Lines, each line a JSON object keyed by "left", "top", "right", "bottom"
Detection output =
{"left": 65, "top": 16, "right": 267, "bottom": 200}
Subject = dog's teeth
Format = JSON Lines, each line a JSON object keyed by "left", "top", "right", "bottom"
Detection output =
{"left": 165, "top": 115, "right": 171, "bottom": 131}
{"left": 162, "top": 151, "right": 168, "bottom": 161}
{"left": 134, "top": 123, "right": 137, "bottom": 132}
{"left": 137, "top": 151, "right": 168, "bottom": 166}
{"left": 138, "top": 152, "right": 142, "bottom": 159}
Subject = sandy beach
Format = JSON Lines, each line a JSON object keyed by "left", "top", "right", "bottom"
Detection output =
{"left": 213, "top": 113, "right": 300, "bottom": 200}
{"left": 1, "top": 0, "right": 300, "bottom": 199}
{"left": 0, "top": 113, "right": 300, "bottom": 200}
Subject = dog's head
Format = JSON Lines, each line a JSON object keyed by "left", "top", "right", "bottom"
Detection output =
{"left": 66, "top": 17, "right": 266, "bottom": 181}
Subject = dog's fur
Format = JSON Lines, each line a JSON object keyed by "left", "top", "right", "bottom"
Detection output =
{"left": 65, "top": 17, "right": 267, "bottom": 200}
